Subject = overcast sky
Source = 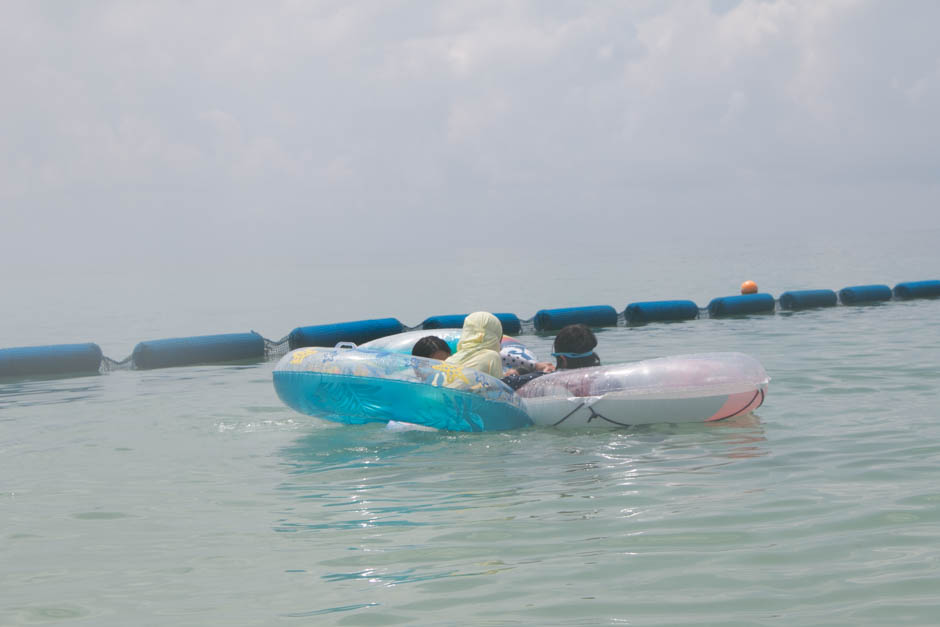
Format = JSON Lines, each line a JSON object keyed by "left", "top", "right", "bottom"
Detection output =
{"left": 3, "top": 0, "right": 939, "bottom": 271}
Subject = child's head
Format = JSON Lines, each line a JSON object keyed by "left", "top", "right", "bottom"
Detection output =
{"left": 412, "top": 336, "right": 452, "bottom": 361}
{"left": 458, "top": 311, "right": 503, "bottom": 353}
{"left": 552, "top": 324, "right": 600, "bottom": 369}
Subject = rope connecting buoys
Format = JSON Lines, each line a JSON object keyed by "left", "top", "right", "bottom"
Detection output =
{"left": 421, "top": 313, "right": 522, "bottom": 335}
{"left": 707, "top": 294, "right": 776, "bottom": 317}
{"left": 624, "top": 300, "right": 699, "bottom": 324}
{"left": 132, "top": 332, "right": 265, "bottom": 370}
{"left": 894, "top": 280, "right": 940, "bottom": 300}
{"left": 839, "top": 284, "right": 892, "bottom": 304}
{"left": 287, "top": 318, "right": 404, "bottom": 350}
{"left": 0, "top": 343, "right": 103, "bottom": 378}
{"left": 779, "top": 290, "right": 838, "bottom": 310}
{"left": 3, "top": 278, "right": 938, "bottom": 379}
{"left": 533, "top": 305, "right": 618, "bottom": 332}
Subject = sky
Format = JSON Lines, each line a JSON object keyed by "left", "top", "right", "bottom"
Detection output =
{"left": 2, "top": 0, "right": 939, "bottom": 319}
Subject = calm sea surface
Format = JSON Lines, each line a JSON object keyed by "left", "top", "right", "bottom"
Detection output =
{"left": 3, "top": 231, "right": 939, "bottom": 625}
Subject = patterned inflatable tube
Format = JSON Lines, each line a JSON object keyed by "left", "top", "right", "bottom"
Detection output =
{"left": 273, "top": 346, "right": 531, "bottom": 432}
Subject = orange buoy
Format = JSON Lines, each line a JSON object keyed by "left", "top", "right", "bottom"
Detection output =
{"left": 740, "top": 280, "right": 758, "bottom": 295}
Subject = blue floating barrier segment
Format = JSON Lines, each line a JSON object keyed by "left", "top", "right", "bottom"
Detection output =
{"left": 839, "top": 284, "right": 892, "bottom": 304}
{"left": 624, "top": 300, "right": 699, "bottom": 324}
{"left": 0, "top": 343, "right": 103, "bottom": 377}
{"left": 707, "top": 294, "right": 776, "bottom": 317}
{"left": 779, "top": 289, "right": 838, "bottom": 310}
{"left": 288, "top": 318, "right": 404, "bottom": 349}
{"left": 422, "top": 313, "right": 522, "bottom": 335}
{"left": 132, "top": 332, "right": 265, "bottom": 370}
{"left": 893, "top": 280, "right": 940, "bottom": 300}
{"left": 421, "top": 314, "right": 466, "bottom": 329}
{"left": 533, "top": 305, "right": 619, "bottom": 332}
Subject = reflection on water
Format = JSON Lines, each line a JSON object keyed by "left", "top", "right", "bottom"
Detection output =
{"left": 279, "top": 414, "right": 768, "bottom": 474}
{"left": 268, "top": 414, "right": 779, "bottom": 621}
{"left": 708, "top": 413, "right": 768, "bottom": 459}
{"left": 279, "top": 424, "right": 452, "bottom": 473}
{"left": 0, "top": 375, "right": 103, "bottom": 412}
{"left": 282, "top": 602, "right": 379, "bottom": 618}
{"left": 321, "top": 566, "right": 460, "bottom": 586}
{"left": 273, "top": 415, "right": 770, "bottom": 545}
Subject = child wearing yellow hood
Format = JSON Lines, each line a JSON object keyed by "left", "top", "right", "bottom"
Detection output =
{"left": 444, "top": 311, "right": 504, "bottom": 380}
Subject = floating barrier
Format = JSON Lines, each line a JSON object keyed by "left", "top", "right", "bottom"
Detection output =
{"left": 0, "top": 343, "right": 103, "bottom": 378}
{"left": 624, "top": 300, "right": 699, "bottom": 324}
{"left": 894, "top": 280, "right": 940, "bottom": 300}
{"left": 3, "top": 278, "right": 938, "bottom": 380}
{"left": 533, "top": 305, "right": 618, "bottom": 331}
{"left": 287, "top": 318, "right": 404, "bottom": 350}
{"left": 132, "top": 332, "right": 264, "bottom": 370}
{"left": 422, "top": 313, "right": 522, "bottom": 335}
{"left": 839, "top": 284, "right": 892, "bottom": 304}
{"left": 779, "top": 289, "right": 838, "bottom": 311}
{"left": 707, "top": 294, "right": 776, "bottom": 317}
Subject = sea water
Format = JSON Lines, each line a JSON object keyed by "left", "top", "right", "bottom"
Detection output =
{"left": 2, "top": 231, "right": 939, "bottom": 625}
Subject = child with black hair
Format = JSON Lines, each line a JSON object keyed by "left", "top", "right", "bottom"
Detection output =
{"left": 550, "top": 323, "right": 601, "bottom": 369}
{"left": 501, "top": 323, "right": 600, "bottom": 390}
{"left": 411, "top": 335, "right": 452, "bottom": 361}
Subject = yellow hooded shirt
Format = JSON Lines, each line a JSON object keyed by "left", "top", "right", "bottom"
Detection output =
{"left": 444, "top": 311, "right": 504, "bottom": 381}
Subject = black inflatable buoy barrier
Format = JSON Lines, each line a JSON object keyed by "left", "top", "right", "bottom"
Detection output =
{"left": 3, "top": 278, "right": 937, "bottom": 380}
{"left": 288, "top": 318, "right": 404, "bottom": 350}
{"left": 894, "top": 280, "right": 940, "bottom": 300}
{"left": 779, "top": 290, "right": 838, "bottom": 310}
{"left": 421, "top": 313, "right": 522, "bottom": 335}
{"left": 132, "top": 332, "right": 265, "bottom": 369}
{"left": 533, "top": 305, "right": 619, "bottom": 331}
{"left": 624, "top": 300, "right": 699, "bottom": 324}
{"left": 707, "top": 293, "right": 776, "bottom": 317}
{"left": 0, "top": 343, "right": 103, "bottom": 378}
{"left": 838, "top": 284, "right": 892, "bottom": 304}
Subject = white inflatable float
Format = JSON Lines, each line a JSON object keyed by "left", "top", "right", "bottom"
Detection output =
{"left": 515, "top": 352, "right": 768, "bottom": 428}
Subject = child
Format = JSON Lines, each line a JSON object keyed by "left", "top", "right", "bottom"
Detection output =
{"left": 444, "top": 312, "right": 504, "bottom": 379}
{"left": 502, "top": 324, "right": 600, "bottom": 390}
{"left": 411, "top": 335, "right": 452, "bottom": 361}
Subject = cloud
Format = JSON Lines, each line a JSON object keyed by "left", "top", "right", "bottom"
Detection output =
{"left": 1, "top": 0, "right": 938, "bottom": 268}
